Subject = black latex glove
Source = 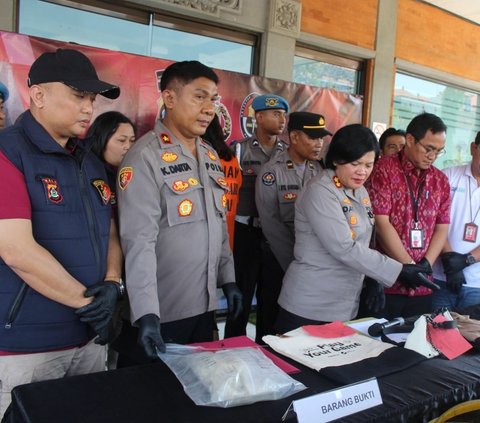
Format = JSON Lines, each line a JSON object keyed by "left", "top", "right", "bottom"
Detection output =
{"left": 445, "top": 270, "right": 466, "bottom": 294}
{"left": 363, "top": 277, "right": 385, "bottom": 314}
{"left": 441, "top": 252, "right": 470, "bottom": 274}
{"left": 137, "top": 313, "right": 165, "bottom": 359}
{"left": 399, "top": 264, "right": 440, "bottom": 291}
{"left": 417, "top": 257, "right": 433, "bottom": 275}
{"left": 92, "top": 320, "right": 116, "bottom": 346}
{"left": 75, "top": 281, "right": 122, "bottom": 328}
{"left": 222, "top": 282, "right": 243, "bottom": 321}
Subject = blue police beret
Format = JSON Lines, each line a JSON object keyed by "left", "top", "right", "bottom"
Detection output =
{"left": 251, "top": 94, "right": 289, "bottom": 113}
{"left": 0, "top": 81, "right": 9, "bottom": 102}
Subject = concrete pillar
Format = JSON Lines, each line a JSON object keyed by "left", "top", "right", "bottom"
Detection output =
{"left": 369, "top": 0, "right": 398, "bottom": 127}
{"left": 0, "top": 0, "right": 16, "bottom": 32}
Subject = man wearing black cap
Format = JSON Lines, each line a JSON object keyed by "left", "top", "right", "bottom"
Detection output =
{"left": 254, "top": 112, "right": 330, "bottom": 337}
{"left": 0, "top": 48, "right": 122, "bottom": 417}
{"left": 225, "top": 93, "right": 289, "bottom": 342}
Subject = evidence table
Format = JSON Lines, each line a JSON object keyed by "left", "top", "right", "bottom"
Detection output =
{"left": 6, "top": 351, "right": 480, "bottom": 423}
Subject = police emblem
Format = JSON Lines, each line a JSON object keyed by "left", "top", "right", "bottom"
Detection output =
{"left": 349, "top": 215, "right": 358, "bottom": 225}
{"left": 239, "top": 92, "right": 258, "bottom": 138}
{"left": 207, "top": 150, "right": 217, "bottom": 161}
{"left": 188, "top": 177, "right": 199, "bottom": 186}
{"left": 118, "top": 167, "right": 134, "bottom": 190}
{"left": 41, "top": 177, "right": 63, "bottom": 204}
{"left": 283, "top": 192, "right": 297, "bottom": 200}
{"left": 265, "top": 97, "right": 279, "bottom": 108}
{"left": 262, "top": 172, "right": 276, "bottom": 186}
{"left": 362, "top": 198, "right": 370, "bottom": 205}
{"left": 178, "top": 199, "right": 193, "bottom": 216}
{"left": 162, "top": 152, "right": 178, "bottom": 163}
{"left": 216, "top": 177, "right": 227, "bottom": 187}
{"left": 172, "top": 180, "right": 189, "bottom": 192}
{"left": 222, "top": 193, "right": 227, "bottom": 209}
{"left": 160, "top": 133, "right": 172, "bottom": 144}
{"left": 343, "top": 198, "right": 351, "bottom": 204}
{"left": 92, "top": 180, "right": 111, "bottom": 205}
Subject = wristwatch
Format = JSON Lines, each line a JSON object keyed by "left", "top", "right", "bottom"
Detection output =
{"left": 466, "top": 254, "right": 477, "bottom": 265}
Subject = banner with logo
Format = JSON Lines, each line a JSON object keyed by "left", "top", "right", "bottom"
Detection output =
{"left": 0, "top": 30, "right": 362, "bottom": 141}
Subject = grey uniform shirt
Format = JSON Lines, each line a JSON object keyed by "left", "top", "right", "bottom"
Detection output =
{"left": 234, "top": 136, "right": 287, "bottom": 217}
{"left": 117, "top": 121, "right": 235, "bottom": 324}
{"left": 255, "top": 149, "right": 321, "bottom": 271}
{"left": 278, "top": 169, "right": 402, "bottom": 322}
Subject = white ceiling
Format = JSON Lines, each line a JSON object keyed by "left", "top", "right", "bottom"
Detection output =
{"left": 422, "top": 0, "right": 480, "bottom": 25}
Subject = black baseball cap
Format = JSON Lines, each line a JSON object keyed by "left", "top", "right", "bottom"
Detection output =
{"left": 28, "top": 49, "right": 120, "bottom": 99}
{"left": 288, "top": 111, "right": 332, "bottom": 138}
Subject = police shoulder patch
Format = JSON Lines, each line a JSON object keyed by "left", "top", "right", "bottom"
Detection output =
{"left": 92, "top": 179, "right": 111, "bottom": 205}
{"left": 118, "top": 167, "right": 134, "bottom": 190}
{"left": 262, "top": 172, "right": 276, "bottom": 186}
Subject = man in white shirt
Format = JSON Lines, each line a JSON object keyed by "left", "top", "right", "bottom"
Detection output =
{"left": 432, "top": 132, "right": 480, "bottom": 310}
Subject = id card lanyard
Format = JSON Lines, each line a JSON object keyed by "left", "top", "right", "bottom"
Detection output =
{"left": 464, "top": 178, "right": 479, "bottom": 242}
{"left": 405, "top": 175, "right": 425, "bottom": 249}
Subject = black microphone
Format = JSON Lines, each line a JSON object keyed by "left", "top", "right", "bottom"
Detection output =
{"left": 368, "top": 317, "right": 405, "bottom": 337}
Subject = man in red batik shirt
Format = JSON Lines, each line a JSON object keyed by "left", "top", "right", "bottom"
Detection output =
{"left": 368, "top": 113, "right": 450, "bottom": 319}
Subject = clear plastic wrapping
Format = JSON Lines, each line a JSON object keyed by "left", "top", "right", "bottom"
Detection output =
{"left": 159, "top": 344, "right": 306, "bottom": 408}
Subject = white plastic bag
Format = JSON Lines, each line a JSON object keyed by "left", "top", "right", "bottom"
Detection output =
{"left": 159, "top": 344, "right": 306, "bottom": 408}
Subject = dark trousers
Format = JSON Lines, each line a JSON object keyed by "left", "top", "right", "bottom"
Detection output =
{"left": 383, "top": 294, "right": 433, "bottom": 320}
{"left": 113, "top": 311, "right": 214, "bottom": 367}
{"left": 275, "top": 307, "right": 327, "bottom": 334}
{"left": 224, "top": 221, "right": 284, "bottom": 343}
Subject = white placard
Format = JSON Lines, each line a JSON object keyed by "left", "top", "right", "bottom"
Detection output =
{"left": 283, "top": 378, "right": 382, "bottom": 423}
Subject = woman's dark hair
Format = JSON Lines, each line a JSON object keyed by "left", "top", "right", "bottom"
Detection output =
{"left": 325, "top": 124, "right": 380, "bottom": 169}
{"left": 203, "top": 114, "right": 233, "bottom": 161}
{"left": 87, "top": 111, "right": 136, "bottom": 162}
{"left": 378, "top": 127, "right": 406, "bottom": 150}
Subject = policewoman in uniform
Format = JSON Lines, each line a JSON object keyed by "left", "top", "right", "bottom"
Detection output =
{"left": 276, "top": 124, "right": 439, "bottom": 334}
{"left": 117, "top": 61, "right": 242, "bottom": 362}
{"left": 225, "top": 93, "right": 289, "bottom": 342}
{"left": 254, "top": 112, "right": 330, "bottom": 338}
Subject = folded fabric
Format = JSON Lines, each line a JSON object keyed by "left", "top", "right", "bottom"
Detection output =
{"left": 263, "top": 327, "right": 394, "bottom": 371}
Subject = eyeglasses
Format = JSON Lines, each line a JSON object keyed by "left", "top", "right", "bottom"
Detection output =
{"left": 416, "top": 138, "right": 446, "bottom": 158}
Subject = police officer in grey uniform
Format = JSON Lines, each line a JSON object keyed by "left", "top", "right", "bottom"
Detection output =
{"left": 225, "top": 94, "right": 289, "bottom": 342}
{"left": 116, "top": 61, "right": 242, "bottom": 363}
{"left": 256, "top": 112, "right": 331, "bottom": 272}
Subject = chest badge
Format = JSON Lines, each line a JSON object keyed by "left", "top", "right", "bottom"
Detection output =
{"left": 41, "top": 177, "right": 63, "bottom": 204}
{"left": 188, "top": 177, "right": 199, "bottom": 186}
{"left": 222, "top": 193, "right": 227, "bottom": 209}
{"left": 349, "top": 215, "right": 358, "bottom": 225}
{"left": 207, "top": 150, "right": 217, "bottom": 161}
{"left": 284, "top": 192, "right": 297, "bottom": 201}
{"left": 118, "top": 167, "right": 134, "bottom": 190}
{"left": 162, "top": 152, "right": 178, "bottom": 163}
{"left": 178, "top": 199, "right": 193, "bottom": 217}
{"left": 92, "top": 180, "right": 111, "bottom": 205}
{"left": 172, "top": 180, "right": 189, "bottom": 192}
{"left": 217, "top": 177, "right": 228, "bottom": 187}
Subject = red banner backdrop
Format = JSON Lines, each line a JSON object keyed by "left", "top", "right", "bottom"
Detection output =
{"left": 0, "top": 31, "right": 362, "bottom": 141}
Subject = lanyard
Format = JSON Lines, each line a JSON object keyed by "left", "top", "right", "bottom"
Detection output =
{"left": 405, "top": 174, "right": 425, "bottom": 226}
{"left": 467, "top": 177, "right": 480, "bottom": 223}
